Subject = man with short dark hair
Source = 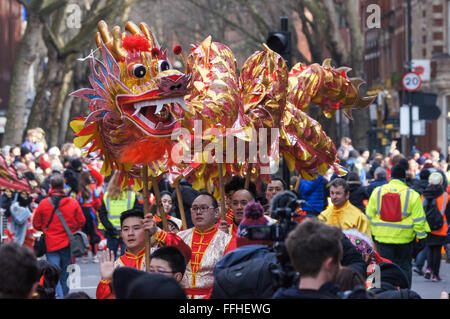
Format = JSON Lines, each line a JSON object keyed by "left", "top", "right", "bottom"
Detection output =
{"left": 33, "top": 174, "right": 86, "bottom": 298}
{"left": 96, "top": 209, "right": 191, "bottom": 299}
{"left": 266, "top": 178, "right": 286, "bottom": 203}
{"left": 149, "top": 246, "right": 186, "bottom": 283}
{"left": 273, "top": 219, "right": 343, "bottom": 299}
{"left": 0, "top": 243, "right": 40, "bottom": 299}
{"left": 178, "top": 191, "right": 236, "bottom": 298}
{"left": 318, "top": 178, "right": 372, "bottom": 238}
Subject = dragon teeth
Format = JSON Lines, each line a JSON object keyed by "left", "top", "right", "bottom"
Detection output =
{"left": 132, "top": 96, "right": 188, "bottom": 116}
{"left": 155, "top": 100, "right": 165, "bottom": 115}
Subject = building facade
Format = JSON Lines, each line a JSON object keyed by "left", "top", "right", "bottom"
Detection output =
{"left": 361, "top": 0, "right": 450, "bottom": 158}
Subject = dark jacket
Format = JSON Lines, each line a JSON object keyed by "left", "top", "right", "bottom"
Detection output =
{"left": 348, "top": 181, "right": 369, "bottom": 213}
{"left": 410, "top": 179, "right": 429, "bottom": 195}
{"left": 370, "top": 282, "right": 421, "bottom": 299}
{"left": 273, "top": 282, "right": 341, "bottom": 299}
{"left": 0, "top": 193, "right": 15, "bottom": 219}
{"left": 366, "top": 178, "right": 388, "bottom": 197}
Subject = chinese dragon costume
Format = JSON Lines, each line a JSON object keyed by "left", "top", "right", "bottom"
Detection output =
{"left": 70, "top": 20, "right": 375, "bottom": 189}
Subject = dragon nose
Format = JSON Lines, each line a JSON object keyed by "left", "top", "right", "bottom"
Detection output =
{"left": 158, "top": 74, "right": 191, "bottom": 96}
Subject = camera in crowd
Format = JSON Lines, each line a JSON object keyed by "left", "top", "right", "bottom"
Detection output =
{"left": 247, "top": 191, "right": 304, "bottom": 289}
{"left": 246, "top": 191, "right": 302, "bottom": 242}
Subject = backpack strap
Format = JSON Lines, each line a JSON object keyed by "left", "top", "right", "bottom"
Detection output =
{"left": 48, "top": 197, "right": 74, "bottom": 240}
{"left": 44, "top": 198, "right": 59, "bottom": 232}
{"left": 441, "top": 192, "right": 448, "bottom": 215}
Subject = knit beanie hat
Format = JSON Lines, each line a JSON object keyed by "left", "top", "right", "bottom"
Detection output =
{"left": 236, "top": 201, "right": 271, "bottom": 247}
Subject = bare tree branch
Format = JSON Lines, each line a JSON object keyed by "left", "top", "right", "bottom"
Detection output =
{"left": 321, "top": 0, "right": 348, "bottom": 65}
{"left": 39, "top": 0, "right": 67, "bottom": 17}
{"left": 185, "top": 0, "right": 263, "bottom": 44}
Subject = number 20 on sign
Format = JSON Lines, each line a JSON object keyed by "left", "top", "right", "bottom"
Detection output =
{"left": 402, "top": 72, "right": 422, "bottom": 92}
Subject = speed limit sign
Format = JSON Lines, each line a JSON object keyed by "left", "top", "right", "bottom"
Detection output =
{"left": 402, "top": 72, "right": 422, "bottom": 91}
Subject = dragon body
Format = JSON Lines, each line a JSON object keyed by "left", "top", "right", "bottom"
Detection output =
{"left": 71, "top": 21, "right": 375, "bottom": 189}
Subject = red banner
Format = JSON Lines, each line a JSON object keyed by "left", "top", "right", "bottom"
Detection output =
{"left": 0, "top": 155, "right": 31, "bottom": 192}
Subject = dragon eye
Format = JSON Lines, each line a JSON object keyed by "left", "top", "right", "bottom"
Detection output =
{"left": 132, "top": 64, "right": 147, "bottom": 78}
{"left": 158, "top": 60, "right": 171, "bottom": 72}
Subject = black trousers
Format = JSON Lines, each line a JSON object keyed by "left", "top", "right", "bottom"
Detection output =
{"left": 427, "top": 245, "right": 442, "bottom": 277}
{"left": 374, "top": 241, "right": 412, "bottom": 288}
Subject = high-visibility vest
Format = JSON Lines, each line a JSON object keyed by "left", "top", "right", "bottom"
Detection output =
{"left": 366, "top": 179, "right": 430, "bottom": 244}
{"left": 431, "top": 192, "right": 449, "bottom": 237}
{"left": 98, "top": 191, "right": 136, "bottom": 230}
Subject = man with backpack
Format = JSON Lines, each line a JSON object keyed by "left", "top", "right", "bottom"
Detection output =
{"left": 32, "top": 174, "right": 86, "bottom": 298}
{"left": 366, "top": 161, "right": 430, "bottom": 287}
{"left": 422, "top": 172, "right": 449, "bottom": 282}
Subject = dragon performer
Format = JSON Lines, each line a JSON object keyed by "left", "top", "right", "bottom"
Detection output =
{"left": 71, "top": 20, "right": 375, "bottom": 192}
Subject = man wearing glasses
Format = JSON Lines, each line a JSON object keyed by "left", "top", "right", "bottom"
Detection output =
{"left": 177, "top": 191, "right": 237, "bottom": 299}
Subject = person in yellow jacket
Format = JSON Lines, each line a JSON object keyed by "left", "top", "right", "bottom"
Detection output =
{"left": 318, "top": 178, "right": 372, "bottom": 239}
{"left": 366, "top": 162, "right": 430, "bottom": 287}
{"left": 98, "top": 171, "right": 142, "bottom": 257}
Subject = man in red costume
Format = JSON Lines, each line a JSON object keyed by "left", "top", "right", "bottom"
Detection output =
{"left": 96, "top": 209, "right": 191, "bottom": 299}
{"left": 178, "top": 191, "right": 236, "bottom": 298}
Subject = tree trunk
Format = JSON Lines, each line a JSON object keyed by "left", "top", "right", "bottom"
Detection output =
{"left": 49, "top": 55, "right": 75, "bottom": 147}
{"left": 344, "top": 0, "right": 370, "bottom": 151}
{"left": 3, "top": 14, "right": 42, "bottom": 146}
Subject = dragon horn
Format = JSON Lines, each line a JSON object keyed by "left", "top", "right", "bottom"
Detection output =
{"left": 97, "top": 21, "right": 127, "bottom": 61}
{"left": 341, "top": 78, "right": 376, "bottom": 120}
{"left": 322, "top": 58, "right": 333, "bottom": 68}
{"left": 125, "top": 21, "right": 142, "bottom": 36}
{"left": 349, "top": 78, "right": 377, "bottom": 107}
{"left": 112, "top": 26, "right": 127, "bottom": 60}
{"left": 140, "top": 22, "right": 160, "bottom": 49}
{"left": 335, "top": 66, "right": 352, "bottom": 77}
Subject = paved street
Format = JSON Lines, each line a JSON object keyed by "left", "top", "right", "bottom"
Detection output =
{"left": 66, "top": 251, "right": 450, "bottom": 299}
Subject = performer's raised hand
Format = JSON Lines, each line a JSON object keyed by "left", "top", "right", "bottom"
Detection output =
{"left": 99, "top": 248, "right": 115, "bottom": 281}
{"left": 143, "top": 213, "right": 158, "bottom": 236}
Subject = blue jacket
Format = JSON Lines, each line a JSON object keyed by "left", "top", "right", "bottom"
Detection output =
{"left": 297, "top": 175, "right": 325, "bottom": 214}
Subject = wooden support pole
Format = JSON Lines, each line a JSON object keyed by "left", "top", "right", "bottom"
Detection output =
{"left": 175, "top": 180, "right": 187, "bottom": 230}
{"left": 217, "top": 162, "right": 226, "bottom": 220}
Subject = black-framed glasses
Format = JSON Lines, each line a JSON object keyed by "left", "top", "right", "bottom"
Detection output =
{"left": 148, "top": 268, "right": 175, "bottom": 274}
{"left": 191, "top": 205, "right": 215, "bottom": 213}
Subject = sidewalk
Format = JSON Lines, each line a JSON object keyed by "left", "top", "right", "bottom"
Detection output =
{"left": 412, "top": 258, "right": 450, "bottom": 299}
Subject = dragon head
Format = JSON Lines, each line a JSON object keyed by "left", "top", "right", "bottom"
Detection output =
{"left": 70, "top": 21, "right": 193, "bottom": 185}
{"left": 95, "top": 20, "right": 190, "bottom": 137}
